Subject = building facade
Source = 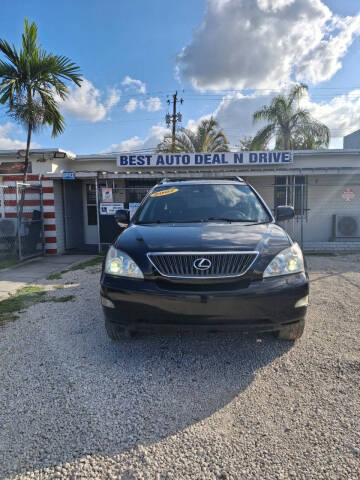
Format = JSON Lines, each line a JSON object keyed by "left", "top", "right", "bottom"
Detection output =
{"left": 0, "top": 148, "right": 360, "bottom": 254}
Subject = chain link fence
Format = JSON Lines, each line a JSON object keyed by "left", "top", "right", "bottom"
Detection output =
{"left": 0, "top": 183, "right": 45, "bottom": 262}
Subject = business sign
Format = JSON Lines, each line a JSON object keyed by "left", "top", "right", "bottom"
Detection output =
{"left": 62, "top": 170, "right": 75, "bottom": 180}
{"left": 342, "top": 188, "right": 355, "bottom": 202}
{"left": 100, "top": 202, "right": 124, "bottom": 215}
{"left": 0, "top": 161, "right": 32, "bottom": 174}
{"left": 117, "top": 151, "right": 293, "bottom": 168}
{"left": 101, "top": 187, "right": 113, "bottom": 203}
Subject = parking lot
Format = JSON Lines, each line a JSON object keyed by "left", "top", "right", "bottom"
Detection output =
{"left": 0, "top": 255, "right": 359, "bottom": 480}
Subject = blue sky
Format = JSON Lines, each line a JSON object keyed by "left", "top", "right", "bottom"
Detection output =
{"left": 1, "top": 0, "right": 360, "bottom": 153}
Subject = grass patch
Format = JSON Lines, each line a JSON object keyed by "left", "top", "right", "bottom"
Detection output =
{"left": 46, "top": 294, "right": 75, "bottom": 303}
{"left": 67, "top": 257, "right": 103, "bottom": 271}
{"left": 0, "top": 286, "right": 76, "bottom": 327}
{"left": 49, "top": 295, "right": 75, "bottom": 303}
{"left": 0, "top": 258, "right": 20, "bottom": 271}
{"left": 46, "top": 256, "right": 103, "bottom": 280}
{"left": 47, "top": 272, "right": 62, "bottom": 280}
{"left": 0, "top": 286, "right": 46, "bottom": 326}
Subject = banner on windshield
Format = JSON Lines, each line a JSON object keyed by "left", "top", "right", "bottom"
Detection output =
{"left": 116, "top": 151, "right": 293, "bottom": 168}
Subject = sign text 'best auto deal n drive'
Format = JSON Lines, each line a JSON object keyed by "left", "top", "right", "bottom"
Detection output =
{"left": 117, "top": 151, "right": 293, "bottom": 168}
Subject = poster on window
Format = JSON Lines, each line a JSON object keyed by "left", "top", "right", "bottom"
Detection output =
{"left": 100, "top": 203, "right": 124, "bottom": 215}
{"left": 101, "top": 188, "right": 113, "bottom": 203}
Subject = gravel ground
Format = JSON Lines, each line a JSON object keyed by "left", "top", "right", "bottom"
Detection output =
{"left": 0, "top": 255, "right": 359, "bottom": 480}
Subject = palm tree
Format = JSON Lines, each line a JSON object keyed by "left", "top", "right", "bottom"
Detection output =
{"left": 251, "top": 84, "right": 330, "bottom": 150}
{"left": 156, "top": 117, "right": 229, "bottom": 153}
{"left": 0, "top": 18, "right": 82, "bottom": 186}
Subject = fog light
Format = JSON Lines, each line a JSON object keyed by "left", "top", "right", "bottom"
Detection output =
{"left": 295, "top": 295, "right": 309, "bottom": 308}
{"left": 101, "top": 297, "right": 115, "bottom": 308}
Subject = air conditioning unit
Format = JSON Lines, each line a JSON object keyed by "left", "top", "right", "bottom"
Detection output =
{"left": 0, "top": 218, "right": 17, "bottom": 237}
{"left": 333, "top": 214, "right": 360, "bottom": 239}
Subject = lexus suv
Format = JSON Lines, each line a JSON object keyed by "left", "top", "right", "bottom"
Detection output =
{"left": 100, "top": 179, "right": 309, "bottom": 341}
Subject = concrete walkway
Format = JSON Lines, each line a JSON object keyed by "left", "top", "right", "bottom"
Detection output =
{"left": 0, "top": 254, "right": 97, "bottom": 300}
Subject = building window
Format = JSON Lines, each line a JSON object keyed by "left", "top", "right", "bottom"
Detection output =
{"left": 274, "top": 176, "right": 308, "bottom": 216}
{"left": 86, "top": 184, "right": 97, "bottom": 225}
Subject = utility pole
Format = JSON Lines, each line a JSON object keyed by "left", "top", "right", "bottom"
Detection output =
{"left": 166, "top": 91, "right": 183, "bottom": 152}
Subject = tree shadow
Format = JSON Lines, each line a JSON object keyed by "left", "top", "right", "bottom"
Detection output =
{"left": 0, "top": 294, "right": 293, "bottom": 478}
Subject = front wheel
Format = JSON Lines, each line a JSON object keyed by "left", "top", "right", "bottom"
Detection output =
{"left": 105, "top": 318, "right": 134, "bottom": 341}
{"left": 275, "top": 319, "right": 305, "bottom": 341}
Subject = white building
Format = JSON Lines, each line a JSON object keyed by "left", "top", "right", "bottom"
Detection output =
{"left": 0, "top": 147, "right": 359, "bottom": 254}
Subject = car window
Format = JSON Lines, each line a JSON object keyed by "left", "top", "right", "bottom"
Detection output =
{"left": 135, "top": 184, "right": 271, "bottom": 223}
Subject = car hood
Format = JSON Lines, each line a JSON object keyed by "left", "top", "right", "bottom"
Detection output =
{"left": 115, "top": 222, "right": 291, "bottom": 255}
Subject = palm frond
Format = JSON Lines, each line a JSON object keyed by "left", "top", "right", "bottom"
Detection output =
{"left": 251, "top": 124, "right": 276, "bottom": 150}
{"left": 287, "top": 83, "right": 308, "bottom": 107}
{"left": 0, "top": 18, "right": 82, "bottom": 139}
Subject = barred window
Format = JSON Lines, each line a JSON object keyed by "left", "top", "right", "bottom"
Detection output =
{"left": 274, "top": 176, "right": 307, "bottom": 216}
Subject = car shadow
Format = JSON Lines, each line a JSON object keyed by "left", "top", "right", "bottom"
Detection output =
{"left": 0, "top": 293, "right": 293, "bottom": 478}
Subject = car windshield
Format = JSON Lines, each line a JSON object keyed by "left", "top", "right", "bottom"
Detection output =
{"left": 135, "top": 184, "right": 271, "bottom": 224}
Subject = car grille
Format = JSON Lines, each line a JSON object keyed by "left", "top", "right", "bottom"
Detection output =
{"left": 147, "top": 251, "right": 258, "bottom": 278}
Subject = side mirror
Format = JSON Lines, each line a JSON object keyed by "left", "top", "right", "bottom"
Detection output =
{"left": 114, "top": 209, "right": 130, "bottom": 228}
{"left": 275, "top": 205, "right": 295, "bottom": 222}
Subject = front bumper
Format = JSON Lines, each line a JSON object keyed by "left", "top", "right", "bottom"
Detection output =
{"left": 100, "top": 272, "right": 309, "bottom": 333}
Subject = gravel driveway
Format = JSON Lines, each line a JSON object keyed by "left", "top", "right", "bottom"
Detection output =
{"left": 0, "top": 255, "right": 359, "bottom": 480}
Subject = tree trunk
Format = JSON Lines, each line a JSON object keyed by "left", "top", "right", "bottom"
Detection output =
{"left": 17, "top": 123, "right": 32, "bottom": 236}
{"left": 283, "top": 130, "right": 291, "bottom": 150}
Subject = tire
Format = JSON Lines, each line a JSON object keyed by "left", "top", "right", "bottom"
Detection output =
{"left": 275, "top": 319, "right": 305, "bottom": 341}
{"left": 105, "top": 318, "right": 134, "bottom": 341}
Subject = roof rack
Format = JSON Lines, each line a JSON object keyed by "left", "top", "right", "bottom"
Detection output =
{"left": 159, "top": 176, "right": 246, "bottom": 184}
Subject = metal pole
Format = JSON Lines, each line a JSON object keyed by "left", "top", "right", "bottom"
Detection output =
{"left": 16, "top": 182, "right": 22, "bottom": 260}
{"left": 300, "top": 183, "right": 304, "bottom": 250}
{"left": 172, "top": 91, "right": 177, "bottom": 152}
{"left": 95, "top": 176, "right": 101, "bottom": 253}
{"left": 39, "top": 186, "right": 45, "bottom": 256}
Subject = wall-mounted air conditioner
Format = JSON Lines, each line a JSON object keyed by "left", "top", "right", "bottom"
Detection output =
{"left": 0, "top": 218, "right": 17, "bottom": 237}
{"left": 333, "top": 214, "right": 360, "bottom": 239}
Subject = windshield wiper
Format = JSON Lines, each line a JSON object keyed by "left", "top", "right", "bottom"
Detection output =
{"left": 201, "top": 217, "right": 259, "bottom": 223}
{"left": 135, "top": 220, "right": 168, "bottom": 224}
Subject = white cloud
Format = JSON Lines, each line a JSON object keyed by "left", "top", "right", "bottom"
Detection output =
{"left": 146, "top": 97, "right": 162, "bottom": 112}
{"left": 302, "top": 90, "right": 360, "bottom": 140}
{"left": 124, "top": 97, "right": 162, "bottom": 113}
{"left": 0, "top": 123, "right": 40, "bottom": 150}
{"left": 102, "top": 125, "right": 169, "bottom": 153}
{"left": 178, "top": 0, "right": 360, "bottom": 90}
{"left": 182, "top": 88, "right": 360, "bottom": 149}
{"left": 59, "top": 79, "right": 121, "bottom": 122}
{"left": 124, "top": 98, "right": 140, "bottom": 113}
{"left": 121, "top": 76, "right": 146, "bottom": 94}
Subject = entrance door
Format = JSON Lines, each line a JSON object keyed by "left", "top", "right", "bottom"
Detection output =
{"left": 63, "top": 180, "right": 84, "bottom": 250}
{"left": 83, "top": 182, "right": 99, "bottom": 244}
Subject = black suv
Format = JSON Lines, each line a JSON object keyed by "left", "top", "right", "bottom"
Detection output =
{"left": 100, "top": 179, "right": 309, "bottom": 341}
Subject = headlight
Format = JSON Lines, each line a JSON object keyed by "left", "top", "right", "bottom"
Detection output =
{"left": 105, "top": 246, "right": 144, "bottom": 279}
{"left": 263, "top": 243, "right": 304, "bottom": 278}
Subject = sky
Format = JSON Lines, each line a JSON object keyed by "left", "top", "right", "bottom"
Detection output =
{"left": 1, "top": 0, "right": 360, "bottom": 154}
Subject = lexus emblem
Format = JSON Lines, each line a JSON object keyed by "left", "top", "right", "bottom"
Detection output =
{"left": 193, "top": 258, "right": 212, "bottom": 270}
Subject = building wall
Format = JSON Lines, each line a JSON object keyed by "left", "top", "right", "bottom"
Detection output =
{"left": 304, "top": 174, "right": 360, "bottom": 242}
{"left": 249, "top": 174, "right": 360, "bottom": 243}
{"left": 53, "top": 180, "right": 65, "bottom": 253}
{"left": 343, "top": 130, "right": 360, "bottom": 149}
